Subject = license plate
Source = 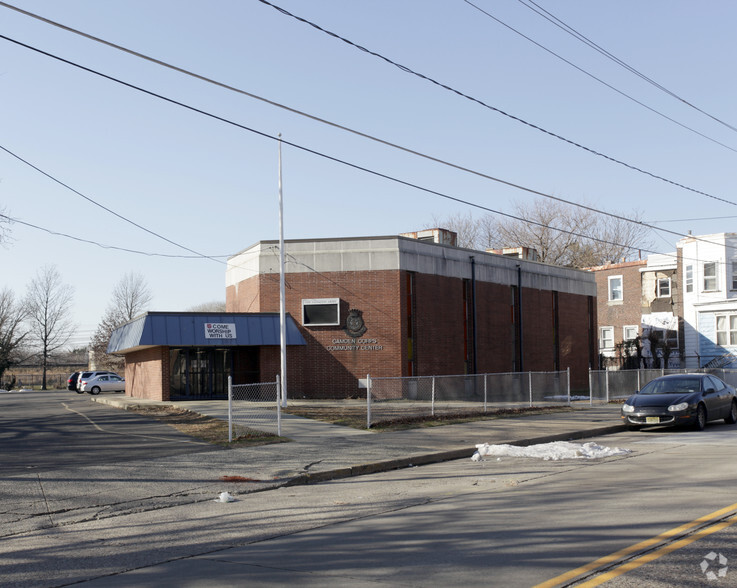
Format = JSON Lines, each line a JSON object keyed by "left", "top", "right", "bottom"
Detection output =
{"left": 646, "top": 417, "right": 660, "bottom": 424}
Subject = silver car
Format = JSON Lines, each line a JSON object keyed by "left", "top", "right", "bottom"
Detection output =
{"left": 79, "top": 373, "right": 126, "bottom": 395}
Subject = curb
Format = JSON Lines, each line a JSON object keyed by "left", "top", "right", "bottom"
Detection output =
{"left": 283, "top": 424, "right": 629, "bottom": 487}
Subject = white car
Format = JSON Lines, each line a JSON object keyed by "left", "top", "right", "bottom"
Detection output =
{"left": 79, "top": 373, "right": 126, "bottom": 395}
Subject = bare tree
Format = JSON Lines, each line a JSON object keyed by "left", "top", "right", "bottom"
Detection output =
{"left": 434, "top": 198, "right": 651, "bottom": 267}
{"left": 111, "top": 272, "right": 152, "bottom": 322}
{"left": 186, "top": 301, "right": 227, "bottom": 312}
{"left": 90, "top": 273, "right": 152, "bottom": 371}
{"left": 25, "top": 266, "right": 75, "bottom": 390}
{"left": 0, "top": 288, "right": 29, "bottom": 386}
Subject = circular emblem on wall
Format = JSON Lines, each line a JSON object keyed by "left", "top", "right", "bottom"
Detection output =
{"left": 344, "top": 308, "right": 367, "bottom": 338}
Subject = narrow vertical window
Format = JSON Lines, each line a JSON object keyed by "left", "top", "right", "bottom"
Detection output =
{"left": 608, "top": 276, "right": 623, "bottom": 301}
{"left": 685, "top": 265, "right": 693, "bottom": 293}
{"left": 704, "top": 262, "right": 717, "bottom": 291}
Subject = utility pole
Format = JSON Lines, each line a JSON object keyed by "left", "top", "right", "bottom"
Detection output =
{"left": 278, "top": 135, "right": 287, "bottom": 407}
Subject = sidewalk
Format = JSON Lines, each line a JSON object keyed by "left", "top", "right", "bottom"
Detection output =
{"left": 92, "top": 395, "right": 627, "bottom": 486}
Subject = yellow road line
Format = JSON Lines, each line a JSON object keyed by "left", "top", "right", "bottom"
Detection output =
{"left": 534, "top": 502, "right": 737, "bottom": 588}
{"left": 579, "top": 512, "right": 737, "bottom": 587}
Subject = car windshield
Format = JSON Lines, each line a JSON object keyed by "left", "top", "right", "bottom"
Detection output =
{"left": 640, "top": 377, "right": 701, "bottom": 395}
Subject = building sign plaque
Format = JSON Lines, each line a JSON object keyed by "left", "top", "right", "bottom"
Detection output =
{"left": 205, "top": 323, "right": 237, "bottom": 339}
{"left": 327, "top": 338, "right": 383, "bottom": 351}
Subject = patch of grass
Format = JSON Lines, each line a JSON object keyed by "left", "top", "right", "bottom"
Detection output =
{"left": 283, "top": 404, "right": 574, "bottom": 431}
{"left": 126, "top": 405, "right": 288, "bottom": 447}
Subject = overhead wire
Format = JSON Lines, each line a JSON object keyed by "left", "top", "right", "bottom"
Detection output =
{"left": 0, "top": 34, "right": 727, "bottom": 265}
{"left": 0, "top": 213, "right": 230, "bottom": 258}
{"left": 1, "top": 1, "right": 736, "bottom": 211}
{"left": 0, "top": 144, "right": 223, "bottom": 263}
{"left": 462, "top": 0, "right": 737, "bottom": 148}
{"left": 255, "top": 0, "right": 737, "bottom": 201}
{"left": 515, "top": 0, "right": 737, "bottom": 134}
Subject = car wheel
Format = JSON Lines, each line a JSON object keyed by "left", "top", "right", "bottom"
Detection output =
{"left": 89, "top": 386, "right": 101, "bottom": 395}
{"left": 725, "top": 400, "right": 737, "bottom": 425}
{"left": 694, "top": 404, "right": 707, "bottom": 431}
{"left": 76, "top": 389, "right": 84, "bottom": 395}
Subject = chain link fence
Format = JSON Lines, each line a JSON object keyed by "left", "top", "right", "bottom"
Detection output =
{"left": 366, "top": 369, "right": 571, "bottom": 428}
{"left": 588, "top": 368, "right": 737, "bottom": 404}
{"left": 228, "top": 376, "right": 281, "bottom": 439}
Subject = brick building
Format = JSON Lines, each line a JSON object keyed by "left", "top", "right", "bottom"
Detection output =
{"left": 110, "top": 232, "right": 598, "bottom": 401}
{"left": 226, "top": 233, "right": 598, "bottom": 396}
{"left": 107, "top": 312, "right": 306, "bottom": 401}
{"left": 590, "top": 255, "right": 682, "bottom": 369}
{"left": 590, "top": 260, "right": 646, "bottom": 364}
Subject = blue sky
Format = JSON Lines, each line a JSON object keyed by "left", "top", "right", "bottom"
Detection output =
{"left": 2, "top": 0, "right": 736, "bottom": 348}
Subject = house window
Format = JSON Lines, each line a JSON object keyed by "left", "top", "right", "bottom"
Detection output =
{"left": 716, "top": 315, "right": 737, "bottom": 346}
{"left": 732, "top": 261, "right": 737, "bottom": 290}
{"left": 608, "top": 276, "right": 623, "bottom": 302}
{"left": 644, "top": 326, "right": 679, "bottom": 350}
{"left": 657, "top": 277, "right": 671, "bottom": 298}
{"left": 623, "top": 325, "right": 638, "bottom": 341}
{"left": 685, "top": 265, "right": 693, "bottom": 293}
{"left": 599, "top": 326, "right": 614, "bottom": 350}
{"left": 704, "top": 262, "right": 717, "bottom": 291}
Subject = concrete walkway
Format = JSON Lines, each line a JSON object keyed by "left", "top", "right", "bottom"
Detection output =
{"left": 92, "top": 395, "right": 626, "bottom": 485}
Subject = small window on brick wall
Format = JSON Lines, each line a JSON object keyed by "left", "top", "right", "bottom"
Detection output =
{"left": 302, "top": 298, "right": 340, "bottom": 326}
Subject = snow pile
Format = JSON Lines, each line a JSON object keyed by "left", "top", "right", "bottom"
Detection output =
{"left": 471, "top": 441, "right": 631, "bottom": 462}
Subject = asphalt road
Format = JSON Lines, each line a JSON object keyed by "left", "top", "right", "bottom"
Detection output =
{"left": 3, "top": 391, "right": 737, "bottom": 587}
{"left": 0, "top": 390, "right": 218, "bottom": 475}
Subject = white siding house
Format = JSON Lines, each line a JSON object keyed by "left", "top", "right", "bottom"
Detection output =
{"left": 679, "top": 233, "right": 737, "bottom": 368}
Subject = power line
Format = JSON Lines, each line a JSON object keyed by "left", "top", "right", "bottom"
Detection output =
{"left": 1, "top": 2, "right": 736, "bottom": 211}
{"left": 462, "top": 0, "right": 737, "bottom": 150}
{"left": 0, "top": 34, "right": 725, "bottom": 263}
{"left": 0, "top": 213, "right": 230, "bottom": 258}
{"left": 0, "top": 144, "right": 224, "bottom": 263}
{"left": 515, "top": 0, "right": 737, "bottom": 134}
{"left": 256, "top": 0, "right": 737, "bottom": 202}
{"left": 0, "top": 32, "right": 660, "bottom": 234}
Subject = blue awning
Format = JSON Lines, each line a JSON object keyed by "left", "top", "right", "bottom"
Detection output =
{"left": 107, "top": 312, "right": 306, "bottom": 354}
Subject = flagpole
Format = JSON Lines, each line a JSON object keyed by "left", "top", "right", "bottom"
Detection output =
{"left": 278, "top": 134, "right": 288, "bottom": 408}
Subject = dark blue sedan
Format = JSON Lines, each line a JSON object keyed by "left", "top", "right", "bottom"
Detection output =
{"left": 621, "top": 374, "right": 737, "bottom": 431}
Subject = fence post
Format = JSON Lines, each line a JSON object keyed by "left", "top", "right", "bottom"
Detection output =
{"left": 484, "top": 373, "right": 488, "bottom": 413}
{"left": 566, "top": 367, "right": 571, "bottom": 406}
{"left": 588, "top": 368, "right": 593, "bottom": 406}
{"left": 276, "top": 374, "right": 281, "bottom": 437}
{"left": 605, "top": 368, "right": 610, "bottom": 403}
{"left": 228, "top": 375, "right": 233, "bottom": 444}
{"left": 366, "top": 374, "right": 371, "bottom": 429}
{"left": 637, "top": 369, "right": 641, "bottom": 392}
{"left": 528, "top": 371, "right": 533, "bottom": 407}
{"left": 431, "top": 376, "right": 436, "bottom": 416}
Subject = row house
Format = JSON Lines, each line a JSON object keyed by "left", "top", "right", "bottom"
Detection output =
{"left": 590, "top": 254, "right": 681, "bottom": 369}
{"left": 678, "top": 232, "right": 737, "bottom": 368}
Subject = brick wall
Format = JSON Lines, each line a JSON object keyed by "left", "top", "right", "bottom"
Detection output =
{"left": 248, "top": 269, "right": 404, "bottom": 398}
{"left": 227, "top": 267, "right": 595, "bottom": 396}
{"left": 558, "top": 292, "right": 596, "bottom": 390}
{"left": 124, "top": 347, "right": 167, "bottom": 401}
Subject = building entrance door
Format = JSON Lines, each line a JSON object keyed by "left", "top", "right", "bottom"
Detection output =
{"left": 169, "top": 348, "right": 232, "bottom": 399}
